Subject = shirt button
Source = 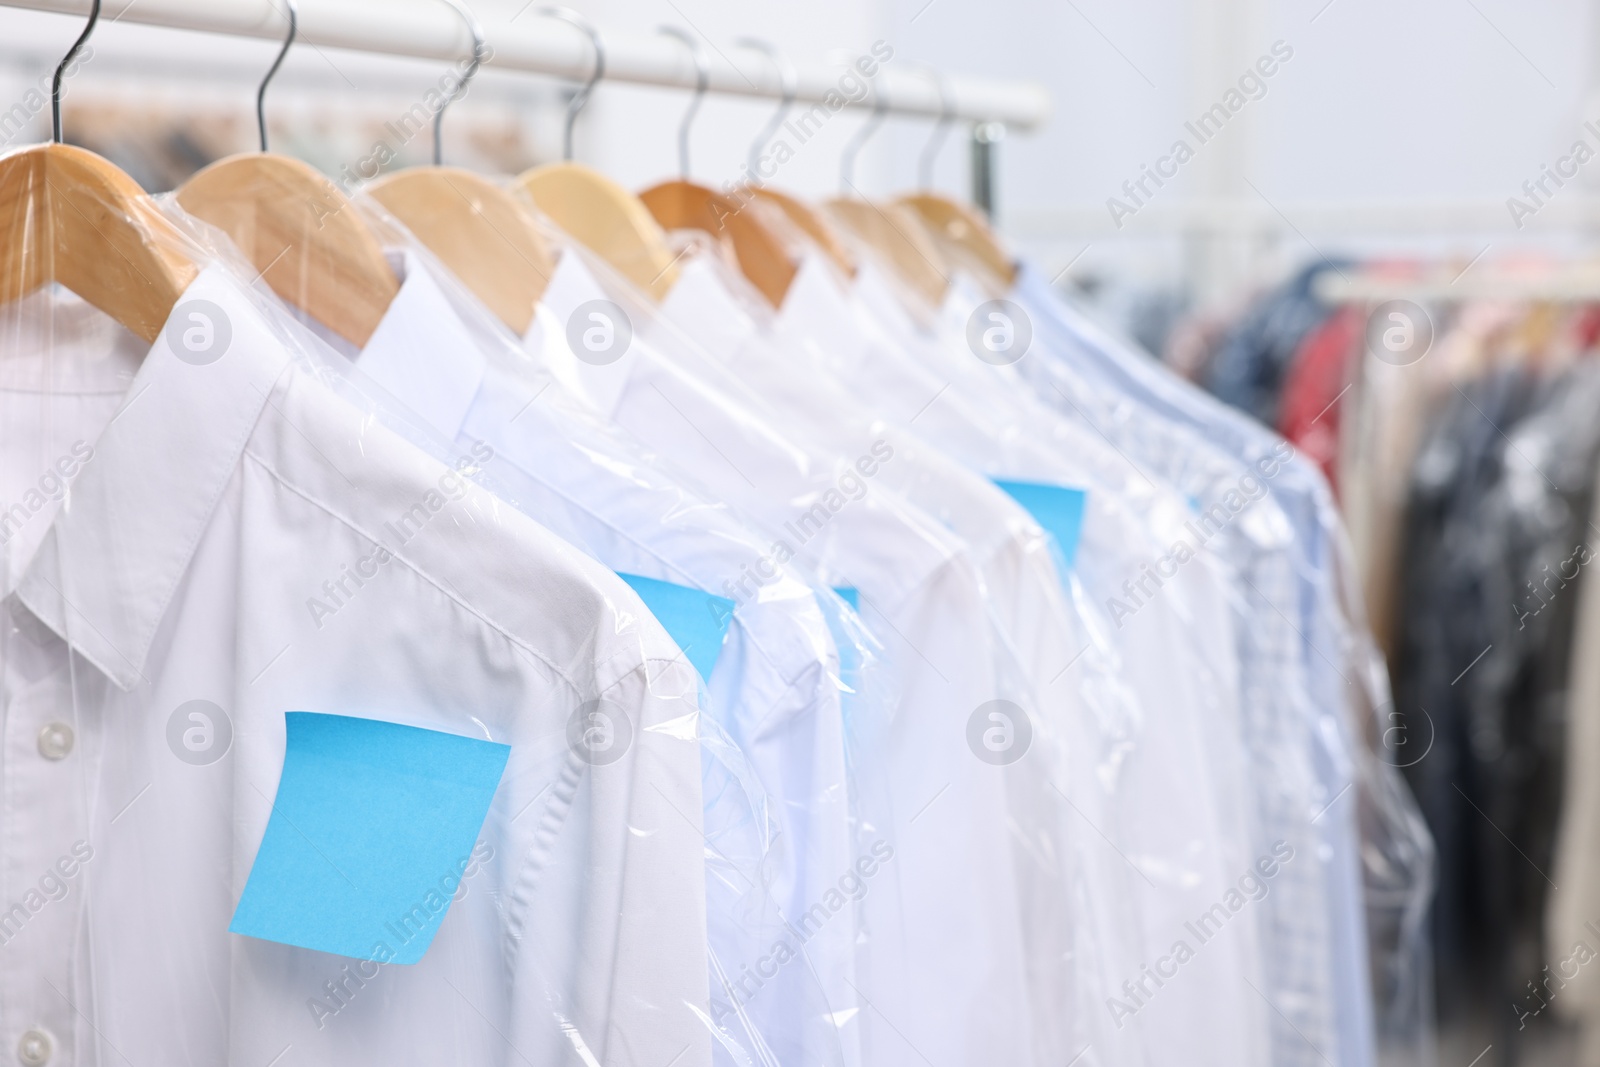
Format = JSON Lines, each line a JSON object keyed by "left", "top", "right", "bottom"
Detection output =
{"left": 17, "top": 1029, "right": 51, "bottom": 1066}
{"left": 37, "top": 723, "right": 74, "bottom": 761}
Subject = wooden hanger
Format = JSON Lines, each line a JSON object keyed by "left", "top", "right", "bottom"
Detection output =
{"left": 752, "top": 188, "right": 857, "bottom": 281}
{"left": 1, "top": 143, "right": 198, "bottom": 344}
{"left": 891, "top": 67, "right": 1013, "bottom": 291}
{"left": 511, "top": 8, "right": 680, "bottom": 301}
{"left": 364, "top": 8, "right": 554, "bottom": 336}
{"left": 726, "top": 39, "right": 856, "bottom": 282}
{"left": 0, "top": 3, "right": 197, "bottom": 343}
{"left": 519, "top": 163, "right": 682, "bottom": 302}
{"left": 637, "top": 28, "right": 798, "bottom": 307}
{"left": 369, "top": 168, "right": 553, "bottom": 335}
{"left": 898, "top": 193, "right": 1015, "bottom": 291}
{"left": 175, "top": 3, "right": 396, "bottom": 347}
{"left": 641, "top": 182, "right": 800, "bottom": 307}
{"left": 826, "top": 198, "right": 950, "bottom": 309}
{"left": 826, "top": 73, "right": 949, "bottom": 308}
{"left": 179, "top": 156, "right": 397, "bottom": 348}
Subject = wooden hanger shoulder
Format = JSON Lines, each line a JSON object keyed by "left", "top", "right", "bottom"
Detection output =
{"left": 639, "top": 179, "right": 798, "bottom": 307}
{"left": 367, "top": 167, "right": 553, "bottom": 336}
{"left": 177, "top": 153, "right": 397, "bottom": 347}
{"left": 825, "top": 197, "right": 950, "bottom": 309}
{"left": 514, "top": 162, "right": 680, "bottom": 302}
{"left": 751, "top": 188, "right": 857, "bottom": 281}
{"left": 0, "top": 143, "right": 197, "bottom": 343}
{"left": 897, "top": 192, "right": 1016, "bottom": 290}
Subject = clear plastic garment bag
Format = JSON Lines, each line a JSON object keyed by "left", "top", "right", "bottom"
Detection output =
{"left": 0, "top": 143, "right": 822, "bottom": 1067}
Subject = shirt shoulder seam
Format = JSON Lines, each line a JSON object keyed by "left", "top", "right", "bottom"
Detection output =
{"left": 240, "top": 446, "right": 661, "bottom": 699}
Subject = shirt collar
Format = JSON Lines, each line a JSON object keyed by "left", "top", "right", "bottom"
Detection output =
{"left": 852, "top": 259, "right": 923, "bottom": 338}
{"left": 525, "top": 249, "right": 642, "bottom": 419}
{"left": 772, "top": 254, "right": 870, "bottom": 368}
{"left": 15, "top": 266, "right": 294, "bottom": 690}
{"left": 939, "top": 272, "right": 989, "bottom": 336}
{"left": 657, "top": 253, "right": 760, "bottom": 363}
{"left": 352, "top": 250, "right": 487, "bottom": 442}
{"left": 0, "top": 284, "right": 144, "bottom": 396}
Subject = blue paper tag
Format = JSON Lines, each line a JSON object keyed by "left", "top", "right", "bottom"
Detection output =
{"left": 992, "top": 480, "right": 1089, "bottom": 570}
{"left": 617, "top": 572, "right": 736, "bottom": 683}
{"left": 832, "top": 586, "right": 860, "bottom": 611}
{"left": 230, "top": 712, "right": 510, "bottom": 965}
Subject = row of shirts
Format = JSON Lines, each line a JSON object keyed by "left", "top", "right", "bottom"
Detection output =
{"left": 0, "top": 187, "right": 1418, "bottom": 1067}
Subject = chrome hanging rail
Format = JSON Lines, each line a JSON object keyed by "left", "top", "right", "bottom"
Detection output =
{"left": 1, "top": 0, "right": 1051, "bottom": 129}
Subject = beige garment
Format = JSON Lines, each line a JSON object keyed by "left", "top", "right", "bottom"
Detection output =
{"left": 1338, "top": 302, "right": 1523, "bottom": 660}
{"left": 1338, "top": 343, "right": 1430, "bottom": 658}
{"left": 1547, "top": 460, "right": 1600, "bottom": 1040}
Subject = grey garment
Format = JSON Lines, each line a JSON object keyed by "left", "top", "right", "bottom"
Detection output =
{"left": 1476, "top": 365, "right": 1600, "bottom": 1012}
{"left": 1390, "top": 367, "right": 1554, "bottom": 1022}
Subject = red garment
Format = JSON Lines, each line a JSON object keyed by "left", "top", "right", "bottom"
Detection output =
{"left": 1572, "top": 304, "right": 1600, "bottom": 350}
{"left": 1278, "top": 306, "right": 1362, "bottom": 497}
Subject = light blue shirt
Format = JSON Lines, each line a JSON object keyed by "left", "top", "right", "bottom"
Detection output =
{"left": 1010, "top": 263, "right": 1389, "bottom": 1067}
{"left": 535, "top": 243, "right": 1053, "bottom": 1067}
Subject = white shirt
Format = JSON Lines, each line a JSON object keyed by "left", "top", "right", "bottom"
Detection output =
{"left": 334, "top": 240, "right": 864, "bottom": 1067}
{"left": 0, "top": 266, "right": 711, "bottom": 1067}
{"left": 669, "top": 251, "right": 1270, "bottom": 1067}
{"left": 531, "top": 245, "right": 1042, "bottom": 1067}
{"left": 660, "top": 255, "right": 1097, "bottom": 1064}
{"left": 843, "top": 262, "right": 1271, "bottom": 1065}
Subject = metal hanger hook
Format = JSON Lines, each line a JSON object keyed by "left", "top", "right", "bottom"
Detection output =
{"left": 540, "top": 6, "right": 604, "bottom": 162}
{"left": 257, "top": 0, "right": 297, "bottom": 153}
{"left": 657, "top": 26, "right": 707, "bottom": 179}
{"left": 839, "top": 68, "right": 889, "bottom": 195}
{"left": 736, "top": 38, "right": 795, "bottom": 182}
{"left": 434, "top": 0, "right": 486, "bottom": 165}
{"left": 909, "top": 63, "right": 954, "bottom": 190}
{"left": 52, "top": 0, "right": 100, "bottom": 143}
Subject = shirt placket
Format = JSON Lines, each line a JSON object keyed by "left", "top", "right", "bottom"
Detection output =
{"left": 2, "top": 598, "right": 90, "bottom": 1067}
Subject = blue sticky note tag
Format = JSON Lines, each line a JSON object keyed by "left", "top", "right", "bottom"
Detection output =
{"left": 618, "top": 572, "right": 735, "bottom": 683}
{"left": 833, "top": 586, "right": 860, "bottom": 611}
{"left": 993, "top": 480, "right": 1089, "bottom": 570}
{"left": 230, "top": 712, "right": 509, "bottom": 965}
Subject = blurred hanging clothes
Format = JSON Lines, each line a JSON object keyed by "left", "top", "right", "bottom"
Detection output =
{"left": 1389, "top": 360, "right": 1543, "bottom": 1009}
{"left": 1204, "top": 260, "right": 1347, "bottom": 428}
{"left": 1548, "top": 366, "right": 1600, "bottom": 1067}
{"left": 1161, "top": 301, "right": 1238, "bottom": 384}
{"left": 1385, "top": 301, "right": 1600, "bottom": 1048}
{"left": 1278, "top": 305, "right": 1363, "bottom": 495}
{"left": 1340, "top": 300, "right": 1517, "bottom": 663}
{"left": 1475, "top": 356, "right": 1600, "bottom": 994}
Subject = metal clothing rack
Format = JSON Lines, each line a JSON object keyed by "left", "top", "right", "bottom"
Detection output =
{"left": 0, "top": 0, "right": 1051, "bottom": 215}
{"left": 1316, "top": 266, "right": 1600, "bottom": 304}
{"left": 1012, "top": 198, "right": 1600, "bottom": 239}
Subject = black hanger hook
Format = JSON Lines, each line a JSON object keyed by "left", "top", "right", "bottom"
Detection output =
{"left": 540, "top": 6, "right": 604, "bottom": 162}
{"left": 434, "top": 0, "right": 486, "bottom": 166}
{"left": 736, "top": 38, "right": 795, "bottom": 182}
{"left": 657, "top": 26, "right": 707, "bottom": 179}
{"left": 52, "top": 0, "right": 101, "bottom": 144}
{"left": 257, "top": 0, "right": 297, "bottom": 153}
{"left": 839, "top": 69, "right": 889, "bottom": 194}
